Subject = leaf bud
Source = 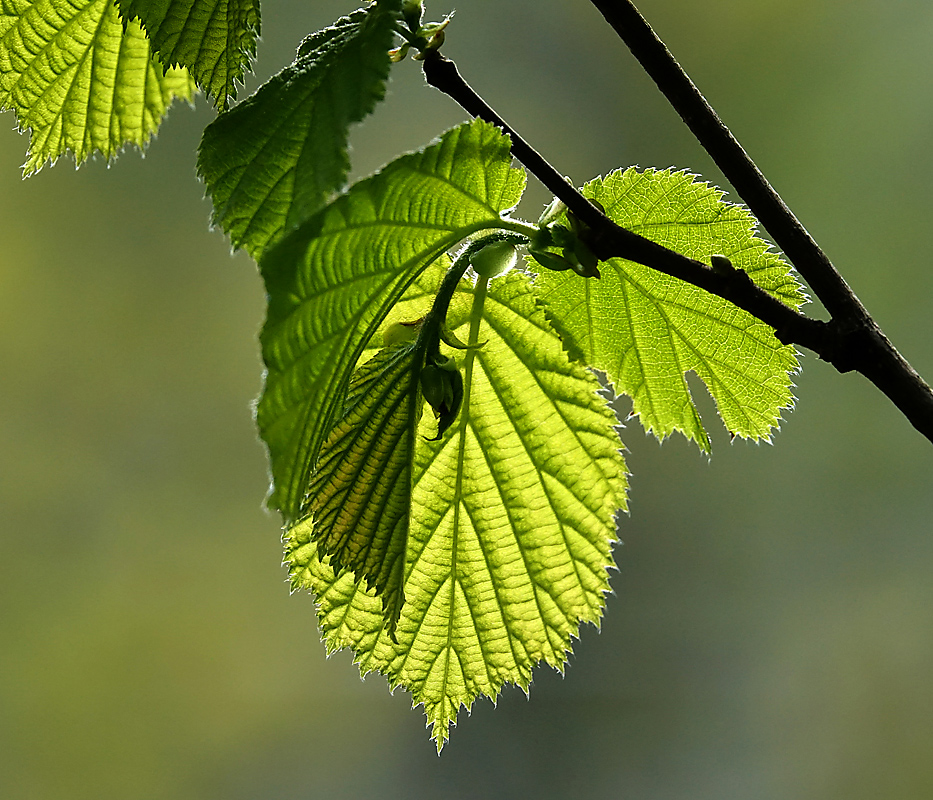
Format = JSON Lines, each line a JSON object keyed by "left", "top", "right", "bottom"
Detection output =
{"left": 529, "top": 248, "right": 573, "bottom": 272}
{"left": 402, "top": 0, "right": 424, "bottom": 30}
{"left": 470, "top": 240, "right": 519, "bottom": 279}
{"left": 382, "top": 319, "right": 421, "bottom": 347}
{"left": 420, "top": 355, "right": 464, "bottom": 440}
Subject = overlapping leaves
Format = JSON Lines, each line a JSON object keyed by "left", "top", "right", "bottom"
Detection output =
{"left": 197, "top": 0, "right": 401, "bottom": 259}
{"left": 117, "top": 0, "right": 260, "bottom": 108}
{"left": 301, "top": 340, "right": 424, "bottom": 635}
{"left": 258, "top": 119, "right": 525, "bottom": 519}
{"left": 287, "top": 271, "right": 629, "bottom": 750}
{"left": 532, "top": 169, "right": 805, "bottom": 449}
{"left": 0, "top": 0, "right": 195, "bottom": 173}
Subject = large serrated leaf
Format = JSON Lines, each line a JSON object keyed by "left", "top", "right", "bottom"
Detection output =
{"left": 533, "top": 169, "right": 806, "bottom": 449}
{"left": 0, "top": 0, "right": 196, "bottom": 174}
{"left": 258, "top": 120, "right": 525, "bottom": 519}
{"left": 286, "top": 271, "right": 628, "bottom": 751}
{"left": 197, "top": 0, "right": 401, "bottom": 259}
{"left": 116, "top": 0, "right": 260, "bottom": 109}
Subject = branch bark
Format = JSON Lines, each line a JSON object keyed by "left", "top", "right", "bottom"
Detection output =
{"left": 420, "top": 28, "right": 933, "bottom": 444}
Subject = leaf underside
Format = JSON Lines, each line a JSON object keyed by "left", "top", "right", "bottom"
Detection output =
{"left": 287, "top": 271, "right": 629, "bottom": 751}
{"left": 197, "top": 0, "right": 401, "bottom": 259}
{"left": 533, "top": 168, "right": 806, "bottom": 449}
{"left": 0, "top": 0, "right": 196, "bottom": 174}
{"left": 296, "top": 340, "right": 425, "bottom": 635}
{"left": 258, "top": 119, "right": 525, "bottom": 520}
{"left": 116, "top": 0, "right": 260, "bottom": 109}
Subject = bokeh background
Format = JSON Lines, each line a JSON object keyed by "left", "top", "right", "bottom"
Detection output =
{"left": 2, "top": 0, "right": 932, "bottom": 797}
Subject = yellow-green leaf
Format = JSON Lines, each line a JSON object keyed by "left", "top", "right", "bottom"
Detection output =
{"left": 0, "top": 0, "right": 196, "bottom": 174}
{"left": 286, "top": 271, "right": 628, "bottom": 751}
{"left": 532, "top": 169, "right": 806, "bottom": 449}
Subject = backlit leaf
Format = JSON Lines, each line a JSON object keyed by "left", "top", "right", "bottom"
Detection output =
{"left": 197, "top": 0, "right": 401, "bottom": 259}
{"left": 116, "top": 0, "right": 260, "bottom": 108}
{"left": 294, "top": 340, "right": 425, "bottom": 635}
{"left": 0, "top": 0, "right": 196, "bottom": 174}
{"left": 258, "top": 119, "right": 525, "bottom": 519}
{"left": 286, "top": 271, "right": 628, "bottom": 750}
{"left": 532, "top": 169, "right": 805, "bottom": 449}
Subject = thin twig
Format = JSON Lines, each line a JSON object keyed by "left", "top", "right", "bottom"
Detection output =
{"left": 586, "top": 0, "right": 864, "bottom": 323}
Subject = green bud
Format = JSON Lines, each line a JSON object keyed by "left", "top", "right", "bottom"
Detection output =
{"left": 529, "top": 248, "right": 573, "bottom": 272}
{"left": 470, "top": 240, "right": 519, "bottom": 279}
{"left": 420, "top": 355, "right": 464, "bottom": 440}
{"left": 382, "top": 319, "right": 421, "bottom": 347}
{"left": 402, "top": 0, "right": 423, "bottom": 30}
{"left": 571, "top": 239, "right": 600, "bottom": 278}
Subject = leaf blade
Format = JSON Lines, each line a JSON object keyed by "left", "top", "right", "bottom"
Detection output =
{"left": 116, "top": 0, "right": 260, "bottom": 108}
{"left": 0, "top": 0, "right": 196, "bottom": 174}
{"left": 196, "top": 0, "right": 401, "bottom": 258}
{"left": 292, "top": 341, "right": 424, "bottom": 633}
{"left": 258, "top": 119, "right": 526, "bottom": 519}
{"left": 533, "top": 168, "right": 805, "bottom": 448}
{"left": 286, "top": 271, "right": 628, "bottom": 750}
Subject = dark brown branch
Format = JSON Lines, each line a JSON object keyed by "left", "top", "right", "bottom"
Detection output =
{"left": 421, "top": 39, "right": 933, "bottom": 443}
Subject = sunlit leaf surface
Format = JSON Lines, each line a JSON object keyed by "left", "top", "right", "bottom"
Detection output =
{"left": 0, "top": 0, "right": 195, "bottom": 174}
{"left": 533, "top": 169, "right": 805, "bottom": 449}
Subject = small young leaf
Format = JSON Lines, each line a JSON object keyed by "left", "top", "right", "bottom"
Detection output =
{"left": 532, "top": 169, "right": 806, "bottom": 448}
{"left": 197, "top": 0, "right": 402, "bottom": 259}
{"left": 258, "top": 119, "right": 525, "bottom": 519}
{"left": 116, "top": 0, "right": 260, "bottom": 109}
{"left": 286, "top": 272, "right": 628, "bottom": 751}
{"left": 291, "top": 341, "right": 425, "bottom": 636}
{"left": 0, "top": 0, "right": 196, "bottom": 174}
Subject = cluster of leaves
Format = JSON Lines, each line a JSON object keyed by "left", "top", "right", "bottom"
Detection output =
{"left": 1, "top": 0, "right": 805, "bottom": 748}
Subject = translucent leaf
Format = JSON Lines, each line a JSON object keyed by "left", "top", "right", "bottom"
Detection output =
{"left": 297, "top": 340, "right": 425, "bottom": 635}
{"left": 258, "top": 120, "right": 525, "bottom": 519}
{"left": 116, "top": 0, "right": 259, "bottom": 108}
{"left": 532, "top": 169, "right": 806, "bottom": 449}
{"left": 286, "top": 272, "right": 629, "bottom": 751}
{"left": 197, "top": 0, "right": 401, "bottom": 259}
{"left": 0, "top": 0, "right": 196, "bottom": 174}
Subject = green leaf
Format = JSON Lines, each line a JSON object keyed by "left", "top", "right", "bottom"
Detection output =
{"left": 286, "top": 271, "right": 628, "bottom": 751}
{"left": 295, "top": 340, "right": 425, "bottom": 635}
{"left": 532, "top": 169, "right": 806, "bottom": 449}
{"left": 0, "top": 0, "right": 196, "bottom": 174}
{"left": 196, "top": 0, "right": 402, "bottom": 259}
{"left": 116, "top": 0, "right": 259, "bottom": 108}
{"left": 258, "top": 119, "right": 525, "bottom": 519}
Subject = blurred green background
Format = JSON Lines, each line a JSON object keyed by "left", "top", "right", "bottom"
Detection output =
{"left": 2, "top": 0, "right": 932, "bottom": 797}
